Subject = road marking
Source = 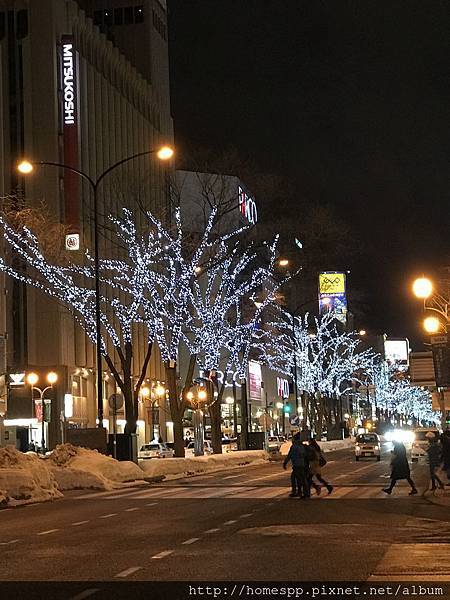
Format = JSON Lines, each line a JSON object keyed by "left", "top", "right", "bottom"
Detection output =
{"left": 223, "top": 475, "right": 241, "bottom": 479}
{"left": 146, "top": 502, "right": 158, "bottom": 506}
{"left": 70, "top": 589, "right": 100, "bottom": 600}
{"left": 0, "top": 539, "right": 20, "bottom": 546}
{"left": 266, "top": 503, "right": 275, "bottom": 507}
{"left": 152, "top": 550, "right": 174, "bottom": 559}
{"left": 37, "top": 529, "right": 59, "bottom": 536}
{"left": 72, "top": 521, "right": 89, "bottom": 526}
{"left": 240, "top": 513, "right": 253, "bottom": 518}
{"left": 124, "top": 507, "right": 140, "bottom": 512}
{"left": 181, "top": 537, "right": 200, "bottom": 545}
{"left": 204, "top": 528, "right": 221, "bottom": 533}
{"left": 223, "top": 520, "right": 238, "bottom": 525}
{"left": 99, "top": 513, "right": 117, "bottom": 519}
{"left": 114, "top": 566, "right": 142, "bottom": 578}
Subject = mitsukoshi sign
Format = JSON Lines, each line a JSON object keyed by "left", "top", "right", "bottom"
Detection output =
{"left": 62, "top": 42, "right": 76, "bottom": 125}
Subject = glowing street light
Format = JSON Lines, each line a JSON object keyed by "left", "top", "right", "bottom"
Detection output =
{"left": 358, "top": 329, "right": 367, "bottom": 336}
{"left": 278, "top": 258, "right": 289, "bottom": 267}
{"left": 27, "top": 371, "right": 58, "bottom": 453}
{"left": 17, "top": 160, "right": 34, "bottom": 174}
{"left": 423, "top": 316, "right": 441, "bottom": 334}
{"left": 156, "top": 145, "right": 174, "bottom": 160}
{"left": 413, "top": 277, "right": 433, "bottom": 299}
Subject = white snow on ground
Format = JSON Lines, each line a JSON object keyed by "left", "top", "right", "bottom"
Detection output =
{"left": 0, "top": 446, "right": 62, "bottom": 507}
{"left": 279, "top": 438, "right": 354, "bottom": 456}
{"left": 47, "top": 444, "right": 146, "bottom": 491}
{"left": 140, "top": 450, "right": 268, "bottom": 480}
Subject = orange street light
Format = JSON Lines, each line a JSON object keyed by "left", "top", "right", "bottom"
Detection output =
{"left": 423, "top": 316, "right": 441, "bottom": 334}
{"left": 412, "top": 277, "right": 433, "bottom": 299}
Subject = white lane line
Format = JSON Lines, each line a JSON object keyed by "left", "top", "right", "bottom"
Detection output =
{"left": 72, "top": 520, "right": 89, "bottom": 526}
{"left": 146, "top": 502, "right": 158, "bottom": 506}
{"left": 204, "top": 528, "right": 221, "bottom": 533}
{"left": 223, "top": 475, "right": 241, "bottom": 479}
{"left": 152, "top": 550, "right": 174, "bottom": 559}
{"left": 124, "top": 507, "right": 140, "bottom": 512}
{"left": 70, "top": 588, "right": 100, "bottom": 600}
{"left": 99, "top": 513, "right": 117, "bottom": 519}
{"left": 114, "top": 566, "right": 142, "bottom": 578}
{"left": 0, "top": 539, "right": 20, "bottom": 546}
{"left": 37, "top": 529, "right": 59, "bottom": 536}
{"left": 266, "top": 503, "right": 275, "bottom": 507}
{"left": 223, "top": 520, "right": 238, "bottom": 525}
{"left": 239, "top": 513, "right": 253, "bottom": 518}
{"left": 181, "top": 537, "right": 200, "bottom": 545}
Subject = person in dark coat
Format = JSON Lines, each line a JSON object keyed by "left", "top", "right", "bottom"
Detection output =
{"left": 383, "top": 441, "right": 417, "bottom": 495}
{"left": 440, "top": 430, "right": 450, "bottom": 483}
{"left": 307, "top": 438, "right": 333, "bottom": 495}
{"left": 283, "top": 433, "right": 310, "bottom": 498}
{"left": 425, "top": 433, "right": 444, "bottom": 491}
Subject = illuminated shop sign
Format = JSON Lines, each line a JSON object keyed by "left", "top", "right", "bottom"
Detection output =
{"left": 238, "top": 186, "right": 258, "bottom": 225}
{"left": 62, "top": 43, "right": 76, "bottom": 125}
{"left": 318, "top": 271, "right": 347, "bottom": 325}
{"left": 277, "top": 377, "right": 290, "bottom": 399}
{"left": 65, "top": 233, "right": 80, "bottom": 251}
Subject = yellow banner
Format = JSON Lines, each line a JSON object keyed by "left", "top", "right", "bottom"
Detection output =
{"left": 319, "top": 272, "right": 346, "bottom": 295}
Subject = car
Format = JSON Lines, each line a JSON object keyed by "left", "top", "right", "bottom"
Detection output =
{"left": 411, "top": 427, "right": 439, "bottom": 462}
{"left": 138, "top": 442, "right": 174, "bottom": 459}
{"left": 355, "top": 433, "right": 381, "bottom": 461}
{"left": 267, "top": 435, "right": 286, "bottom": 451}
{"left": 185, "top": 440, "right": 213, "bottom": 457}
{"left": 222, "top": 438, "right": 238, "bottom": 452}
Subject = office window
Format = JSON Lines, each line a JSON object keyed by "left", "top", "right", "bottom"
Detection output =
{"left": 124, "top": 6, "right": 133, "bottom": 24}
{"left": 114, "top": 8, "right": 123, "bottom": 25}
{"left": 134, "top": 6, "right": 144, "bottom": 23}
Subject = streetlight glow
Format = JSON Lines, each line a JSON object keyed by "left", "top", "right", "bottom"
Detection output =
{"left": 140, "top": 386, "right": 150, "bottom": 398}
{"left": 413, "top": 277, "right": 433, "bottom": 299}
{"left": 278, "top": 258, "right": 289, "bottom": 267}
{"left": 423, "top": 315, "right": 441, "bottom": 333}
{"left": 359, "top": 329, "right": 367, "bottom": 336}
{"left": 156, "top": 145, "right": 174, "bottom": 160}
{"left": 47, "top": 371, "right": 58, "bottom": 385}
{"left": 154, "top": 384, "right": 165, "bottom": 397}
{"left": 17, "top": 160, "right": 34, "bottom": 174}
{"left": 197, "top": 389, "right": 207, "bottom": 401}
{"left": 27, "top": 372, "right": 39, "bottom": 386}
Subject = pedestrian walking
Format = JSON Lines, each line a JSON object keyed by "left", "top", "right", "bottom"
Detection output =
{"left": 425, "top": 432, "right": 444, "bottom": 491}
{"left": 440, "top": 429, "right": 450, "bottom": 484}
{"left": 382, "top": 441, "right": 418, "bottom": 496}
{"left": 308, "top": 438, "right": 333, "bottom": 495}
{"left": 283, "top": 433, "right": 310, "bottom": 498}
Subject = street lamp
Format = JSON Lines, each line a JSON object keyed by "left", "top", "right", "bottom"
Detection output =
{"left": 423, "top": 316, "right": 441, "bottom": 334}
{"left": 412, "top": 276, "right": 449, "bottom": 332}
{"left": 18, "top": 145, "right": 174, "bottom": 430}
{"left": 412, "top": 277, "right": 433, "bottom": 299}
{"left": 27, "top": 371, "right": 58, "bottom": 453}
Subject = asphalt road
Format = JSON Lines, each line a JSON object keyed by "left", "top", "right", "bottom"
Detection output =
{"left": 1, "top": 443, "right": 449, "bottom": 589}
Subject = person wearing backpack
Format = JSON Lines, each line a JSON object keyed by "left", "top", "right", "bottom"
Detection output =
{"left": 283, "top": 433, "right": 310, "bottom": 498}
{"left": 308, "top": 438, "right": 333, "bottom": 495}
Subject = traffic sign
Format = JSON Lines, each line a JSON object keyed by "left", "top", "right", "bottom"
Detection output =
{"left": 108, "top": 393, "right": 124, "bottom": 412}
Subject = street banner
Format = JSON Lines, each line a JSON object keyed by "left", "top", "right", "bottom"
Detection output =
{"left": 318, "top": 272, "right": 347, "bottom": 324}
{"left": 430, "top": 334, "right": 450, "bottom": 387}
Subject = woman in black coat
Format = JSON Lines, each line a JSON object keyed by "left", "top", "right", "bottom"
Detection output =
{"left": 383, "top": 441, "right": 417, "bottom": 495}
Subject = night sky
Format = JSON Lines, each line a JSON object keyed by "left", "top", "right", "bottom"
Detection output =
{"left": 167, "top": 1, "right": 450, "bottom": 348}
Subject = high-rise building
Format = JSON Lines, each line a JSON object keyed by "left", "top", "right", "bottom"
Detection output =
{"left": 0, "top": 0, "right": 172, "bottom": 450}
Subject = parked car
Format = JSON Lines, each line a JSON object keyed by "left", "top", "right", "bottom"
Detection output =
{"left": 139, "top": 443, "right": 174, "bottom": 459}
{"left": 411, "top": 427, "right": 439, "bottom": 462}
{"left": 222, "top": 438, "right": 238, "bottom": 452}
{"left": 355, "top": 433, "right": 381, "bottom": 461}
{"left": 267, "top": 436, "right": 286, "bottom": 451}
{"left": 185, "top": 440, "right": 213, "bottom": 457}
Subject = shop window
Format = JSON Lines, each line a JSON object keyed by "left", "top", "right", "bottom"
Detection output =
{"left": 134, "top": 6, "right": 144, "bottom": 23}
{"left": 16, "top": 9, "right": 28, "bottom": 39}
{"left": 114, "top": 8, "right": 123, "bottom": 25}
{"left": 124, "top": 6, "right": 133, "bottom": 24}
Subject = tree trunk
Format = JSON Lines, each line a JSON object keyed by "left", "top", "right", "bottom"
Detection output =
{"left": 209, "top": 379, "right": 224, "bottom": 454}
{"left": 240, "top": 378, "right": 249, "bottom": 450}
{"left": 123, "top": 342, "right": 136, "bottom": 434}
{"left": 165, "top": 361, "right": 184, "bottom": 457}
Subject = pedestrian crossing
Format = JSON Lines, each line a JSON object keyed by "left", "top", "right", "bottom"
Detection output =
{"left": 76, "top": 483, "right": 414, "bottom": 501}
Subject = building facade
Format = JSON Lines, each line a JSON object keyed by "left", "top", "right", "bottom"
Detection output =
{"left": 0, "top": 0, "right": 172, "bottom": 450}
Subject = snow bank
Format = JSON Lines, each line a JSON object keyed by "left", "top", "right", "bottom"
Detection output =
{"left": 0, "top": 446, "right": 61, "bottom": 507}
{"left": 279, "top": 438, "right": 354, "bottom": 456}
{"left": 47, "top": 444, "right": 146, "bottom": 491}
{"left": 140, "top": 450, "right": 268, "bottom": 480}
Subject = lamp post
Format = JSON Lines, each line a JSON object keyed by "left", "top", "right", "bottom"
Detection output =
{"left": 413, "top": 276, "right": 450, "bottom": 429}
{"left": 27, "top": 371, "right": 58, "bottom": 453}
{"left": 18, "top": 146, "right": 174, "bottom": 429}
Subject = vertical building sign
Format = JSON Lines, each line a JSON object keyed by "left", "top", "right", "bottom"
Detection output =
{"left": 60, "top": 36, "right": 80, "bottom": 241}
{"left": 248, "top": 361, "right": 262, "bottom": 400}
{"left": 318, "top": 272, "right": 347, "bottom": 324}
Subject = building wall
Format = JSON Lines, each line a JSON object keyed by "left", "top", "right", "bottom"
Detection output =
{"left": 0, "top": 0, "right": 172, "bottom": 446}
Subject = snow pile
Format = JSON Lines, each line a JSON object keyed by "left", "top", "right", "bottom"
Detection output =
{"left": 140, "top": 450, "right": 268, "bottom": 480}
{"left": 0, "top": 446, "right": 62, "bottom": 507}
{"left": 279, "top": 438, "right": 354, "bottom": 456}
{"left": 47, "top": 444, "right": 146, "bottom": 491}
